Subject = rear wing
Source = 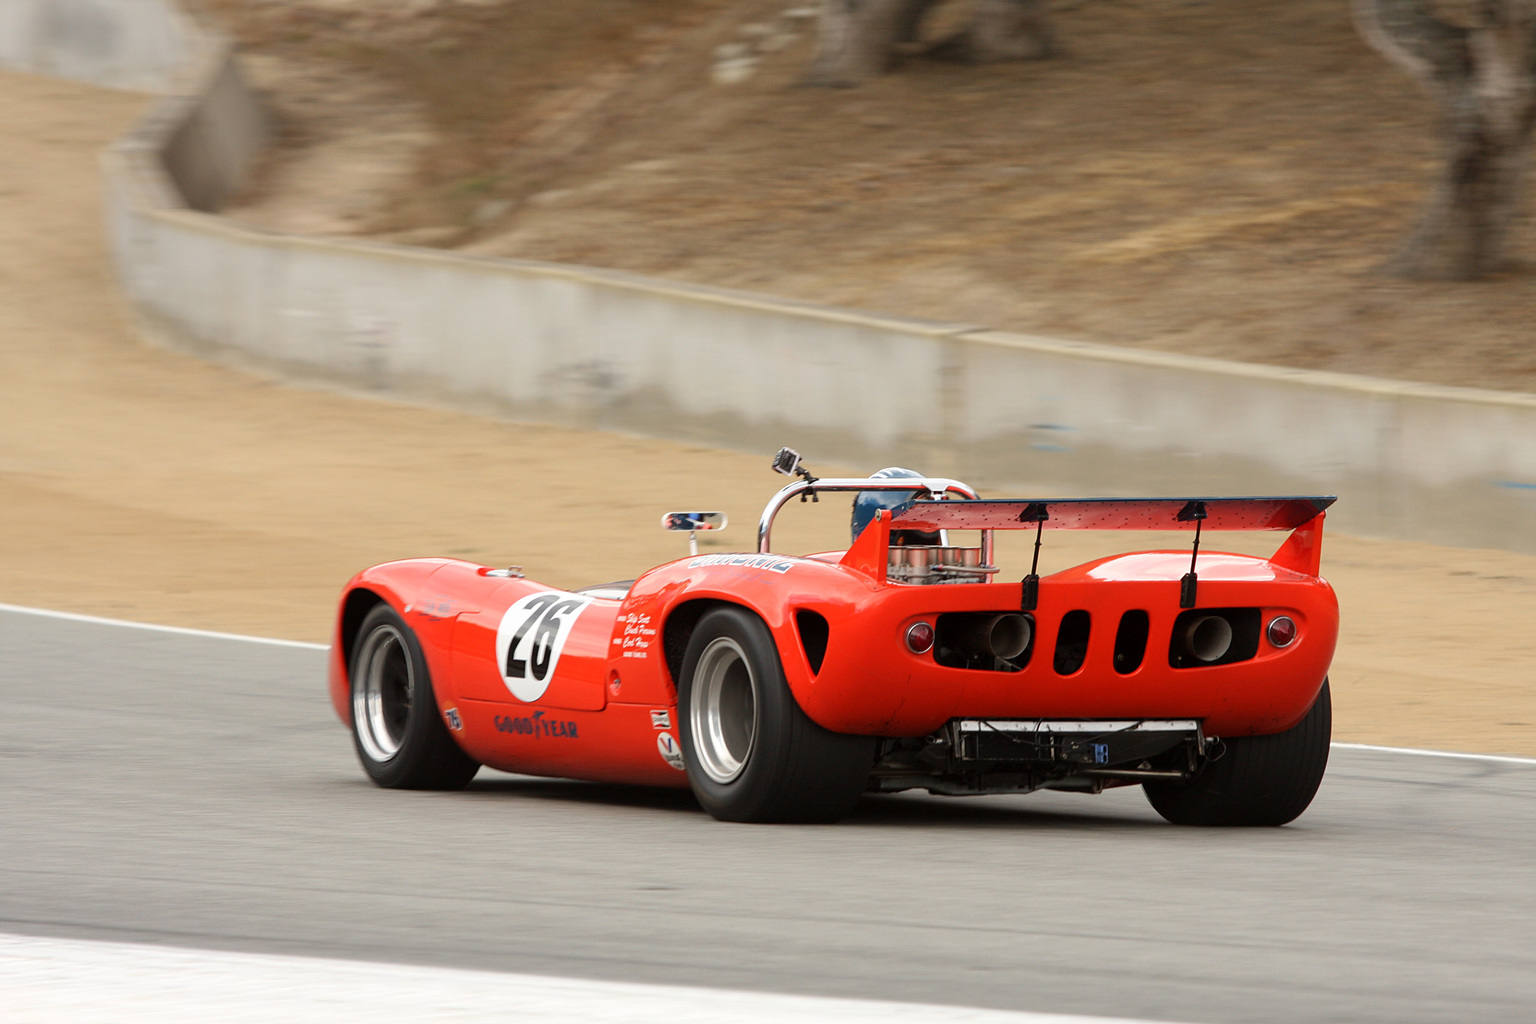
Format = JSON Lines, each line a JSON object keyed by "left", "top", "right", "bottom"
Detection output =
{"left": 752, "top": 449, "right": 1335, "bottom": 604}
{"left": 842, "top": 494, "right": 1335, "bottom": 605}
{"left": 889, "top": 496, "right": 1335, "bottom": 533}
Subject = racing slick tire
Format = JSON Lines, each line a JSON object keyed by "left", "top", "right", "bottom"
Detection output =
{"left": 679, "top": 606, "right": 874, "bottom": 823}
{"left": 350, "top": 603, "right": 480, "bottom": 790}
{"left": 1144, "top": 679, "right": 1331, "bottom": 827}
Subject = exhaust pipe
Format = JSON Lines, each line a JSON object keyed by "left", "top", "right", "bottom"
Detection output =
{"left": 986, "top": 613, "right": 1033, "bottom": 661}
{"left": 946, "top": 613, "right": 1033, "bottom": 661}
{"left": 1181, "top": 614, "right": 1233, "bottom": 663}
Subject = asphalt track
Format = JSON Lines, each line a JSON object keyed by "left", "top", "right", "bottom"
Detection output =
{"left": 3, "top": 607, "right": 1534, "bottom": 1023}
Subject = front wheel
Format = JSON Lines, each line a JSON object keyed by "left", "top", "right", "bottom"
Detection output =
{"left": 1144, "top": 679, "right": 1332, "bottom": 826}
{"left": 350, "top": 602, "right": 480, "bottom": 790}
{"left": 678, "top": 607, "right": 873, "bottom": 823}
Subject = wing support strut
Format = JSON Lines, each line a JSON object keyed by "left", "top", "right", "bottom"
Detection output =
{"left": 1178, "top": 500, "right": 1207, "bottom": 608}
{"left": 1019, "top": 502, "right": 1048, "bottom": 612}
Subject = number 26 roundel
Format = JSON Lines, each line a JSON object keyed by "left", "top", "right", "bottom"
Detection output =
{"left": 495, "top": 591, "right": 596, "bottom": 702}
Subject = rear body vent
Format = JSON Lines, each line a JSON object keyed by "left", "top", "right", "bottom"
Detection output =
{"left": 1053, "top": 610, "right": 1091, "bottom": 675}
{"left": 1113, "top": 610, "right": 1150, "bottom": 674}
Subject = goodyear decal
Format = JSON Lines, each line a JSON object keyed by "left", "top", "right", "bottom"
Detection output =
{"left": 494, "top": 711, "right": 578, "bottom": 739}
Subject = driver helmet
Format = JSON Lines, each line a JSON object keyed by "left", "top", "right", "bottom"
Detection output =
{"left": 850, "top": 467, "right": 942, "bottom": 545}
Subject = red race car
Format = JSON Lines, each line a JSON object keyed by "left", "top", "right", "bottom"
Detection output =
{"left": 328, "top": 448, "right": 1337, "bottom": 826}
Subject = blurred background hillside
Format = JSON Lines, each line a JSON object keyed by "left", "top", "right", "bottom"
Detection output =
{"left": 4, "top": 0, "right": 1536, "bottom": 751}
{"left": 185, "top": 0, "right": 1536, "bottom": 393}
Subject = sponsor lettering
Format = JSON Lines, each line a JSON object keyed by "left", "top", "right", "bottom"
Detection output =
{"left": 650, "top": 709, "right": 671, "bottom": 729}
{"left": 414, "top": 597, "right": 455, "bottom": 620}
{"left": 494, "top": 710, "right": 579, "bottom": 739}
{"left": 444, "top": 707, "right": 463, "bottom": 731}
{"left": 687, "top": 554, "right": 798, "bottom": 574}
{"left": 620, "top": 611, "right": 656, "bottom": 660}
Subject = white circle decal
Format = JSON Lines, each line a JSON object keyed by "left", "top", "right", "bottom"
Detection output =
{"left": 494, "top": 591, "right": 595, "bottom": 703}
{"left": 657, "top": 732, "right": 686, "bottom": 772}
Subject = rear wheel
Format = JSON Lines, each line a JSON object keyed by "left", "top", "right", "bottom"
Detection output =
{"left": 679, "top": 607, "right": 873, "bottom": 823}
{"left": 350, "top": 603, "right": 479, "bottom": 790}
{"left": 1144, "top": 679, "right": 1332, "bottom": 826}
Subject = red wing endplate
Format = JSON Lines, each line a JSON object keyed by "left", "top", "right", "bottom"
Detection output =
{"left": 889, "top": 496, "right": 1336, "bottom": 532}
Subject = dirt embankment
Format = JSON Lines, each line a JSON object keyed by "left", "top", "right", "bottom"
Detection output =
{"left": 199, "top": 0, "right": 1536, "bottom": 393}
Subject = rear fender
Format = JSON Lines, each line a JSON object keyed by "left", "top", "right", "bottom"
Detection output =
{"left": 658, "top": 594, "right": 809, "bottom": 690}
{"left": 645, "top": 561, "right": 864, "bottom": 724}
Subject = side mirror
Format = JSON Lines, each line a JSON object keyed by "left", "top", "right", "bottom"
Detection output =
{"left": 662, "top": 511, "right": 727, "bottom": 556}
{"left": 661, "top": 511, "right": 728, "bottom": 533}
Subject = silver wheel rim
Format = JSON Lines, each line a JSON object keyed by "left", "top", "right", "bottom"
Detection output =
{"left": 353, "top": 624, "right": 413, "bottom": 763}
{"left": 689, "top": 636, "right": 758, "bottom": 784}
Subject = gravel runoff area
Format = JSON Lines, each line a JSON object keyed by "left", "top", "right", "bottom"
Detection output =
{"left": 2, "top": 69, "right": 1535, "bottom": 756}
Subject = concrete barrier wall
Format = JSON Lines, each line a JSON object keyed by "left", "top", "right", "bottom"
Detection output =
{"left": 0, "top": 0, "right": 194, "bottom": 91}
{"left": 952, "top": 332, "right": 1536, "bottom": 548}
{"left": 88, "top": 25, "right": 1536, "bottom": 555}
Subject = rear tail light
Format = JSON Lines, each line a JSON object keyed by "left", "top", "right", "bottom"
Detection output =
{"left": 905, "top": 621, "right": 936, "bottom": 654}
{"left": 1267, "top": 615, "right": 1298, "bottom": 648}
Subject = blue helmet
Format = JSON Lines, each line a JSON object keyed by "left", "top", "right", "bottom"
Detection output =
{"left": 851, "top": 467, "right": 937, "bottom": 543}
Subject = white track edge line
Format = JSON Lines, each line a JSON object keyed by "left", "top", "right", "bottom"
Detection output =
{"left": 3, "top": 603, "right": 1534, "bottom": 767}
{"left": 0, "top": 932, "right": 1170, "bottom": 1024}
{"left": 0, "top": 602, "right": 328, "bottom": 650}
{"left": 1330, "top": 742, "right": 1536, "bottom": 766}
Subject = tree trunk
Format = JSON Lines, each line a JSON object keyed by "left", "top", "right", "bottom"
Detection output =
{"left": 807, "top": 0, "right": 926, "bottom": 86}
{"left": 1355, "top": 0, "right": 1536, "bottom": 278}
{"left": 961, "top": 0, "right": 1055, "bottom": 62}
{"left": 808, "top": 0, "right": 1052, "bottom": 86}
{"left": 1397, "top": 96, "right": 1531, "bottom": 277}
{"left": 893, "top": 0, "right": 941, "bottom": 46}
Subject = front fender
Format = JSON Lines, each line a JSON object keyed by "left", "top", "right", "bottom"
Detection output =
{"left": 327, "top": 558, "right": 462, "bottom": 726}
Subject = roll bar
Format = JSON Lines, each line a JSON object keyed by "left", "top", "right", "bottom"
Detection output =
{"left": 757, "top": 477, "right": 988, "bottom": 562}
